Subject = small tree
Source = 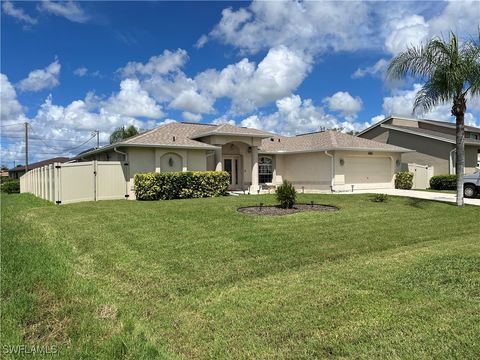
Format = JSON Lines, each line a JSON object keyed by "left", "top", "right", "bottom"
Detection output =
{"left": 109, "top": 125, "right": 139, "bottom": 144}
{"left": 387, "top": 32, "right": 480, "bottom": 207}
{"left": 276, "top": 180, "right": 296, "bottom": 209}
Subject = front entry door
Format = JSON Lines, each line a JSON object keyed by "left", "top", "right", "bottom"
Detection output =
{"left": 223, "top": 156, "right": 240, "bottom": 190}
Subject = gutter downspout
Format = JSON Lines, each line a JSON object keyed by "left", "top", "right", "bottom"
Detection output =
{"left": 449, "top": 148, "right": 456, "bottom": 175}
{"left": 325, "top": 150, "right": 334, "bottom": 192}
{"left": 114, "top": 147, "right": 130, "bottom": 199}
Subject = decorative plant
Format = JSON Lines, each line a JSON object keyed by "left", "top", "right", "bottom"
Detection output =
{"left": 395, "top": 171, "right": 414, "bottom": 190}
{"left": 372, "top": 193, "right": 389, "bottom": 203}
{"left": 275, "top": 180, "right": 296, "bottom": 209}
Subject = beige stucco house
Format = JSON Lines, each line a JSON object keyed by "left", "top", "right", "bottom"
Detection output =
{"left": 358, "top": 116, "right": 480, "bottom": 176}
{"left": 74, "top": 122, "right": 410, "bottom": 198}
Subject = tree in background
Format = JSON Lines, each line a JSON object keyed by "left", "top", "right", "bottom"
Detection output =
{"left": 109, "top": 125, "right": 139, "bottom": 144}
{"left": 387, "top": 32, "right": 480, "bottom": 207}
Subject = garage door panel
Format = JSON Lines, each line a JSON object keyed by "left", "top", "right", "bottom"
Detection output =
{"left": 344, "top": 157, "right": 390, "bottom": 183}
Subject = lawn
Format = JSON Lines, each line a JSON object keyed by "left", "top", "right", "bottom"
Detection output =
{"left": 1, "top": 193, "right": 479, "bottom": 359}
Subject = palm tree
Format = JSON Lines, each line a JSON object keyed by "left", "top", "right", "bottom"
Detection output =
{"left": 109, "top": 125, "right": 139, "bottom": 144}
{"left": 387, "top": 32, "right": 480, "bottom": 207}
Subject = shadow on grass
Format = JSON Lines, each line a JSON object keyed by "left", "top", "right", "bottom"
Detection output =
{"left": 405, "top": 197, "right": 459, "bottom": 209}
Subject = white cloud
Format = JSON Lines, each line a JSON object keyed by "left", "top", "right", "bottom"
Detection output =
{"left": 38, "top": 1, "right": 89, "bottom": 23}
{"left": 119, "top": 49, "right": 188, "bottom": 78}
{"left": 352, "top": 59, "right": 389, "bottom": 79}
{"left": 169, "top": 89, "right": 214, "bottom": 114}
{"left": 195, "top": 35, "right": 208, "bottom": 49}
{"left": 380, "top": 83, "right": 478, "bottom": 126}
{"left": 103, "top": 78, "right": 164, "bottom": 119}
{"left": 2, "top": 1, "right": 37, "bottom": 25}
{"left": 384, "top": 14, "right": 429, "bottom": 55}
{"left": 1, "top": 74, "right": 24, "bottom": 122}
{"left": 196, "top": 46, "right": 312, "bottom": 113}
{"left": 17, "top": 60, "right": 61, "bottom": 92}
{"left": 182, "top": 112, "right": 202, "bottom": 122}
{"left": 210, "top": 1, "right": 374, "bottom": 55}
{"left": 240, "top": 94, "right": 368, "bottom": 136}
{"left": 73, "top": 67, "right": 88, "bottom": 77}
{"left": 323, "top": 91, "right": 363, "bottom": 121}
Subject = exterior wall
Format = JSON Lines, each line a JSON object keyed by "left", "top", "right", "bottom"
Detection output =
{"left": 332, "top": 151, "right": 400, "bottom": 190}
{"left": 388, "top": 131, "right": 452, "bottom": 175}
{"left": 390, "top": 118, "right": 419, "bottom": 127}
{"left": 124, "top": 147, "right": 207, "bottom": 198}
{"left": 187, "top": 150, "right": 208, "bottom": 171}
{"left": 465, "top": 145, "right": 480, "bottom": 174}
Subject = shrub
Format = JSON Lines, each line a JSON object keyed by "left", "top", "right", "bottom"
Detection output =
{"left": 275, "top": 180, "right": 296, "bottom": 209}
{"left": 395, "top": 171, "right": 414, "bottom": 190}
{"left": 134, "top": 171, "right": 230, "bottom": 200}
{"left": 430, "top": 174, "right": 457, "bottom": 190}
{"left": 372, "top": 193, "right": 389, "bottom": 203}
{"left": 1, "top": 180, "right": 20, "bottom": 194}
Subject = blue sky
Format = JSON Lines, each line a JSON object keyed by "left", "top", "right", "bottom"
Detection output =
{"left": 1, "top": 0, "right": 479, "bottom": 167}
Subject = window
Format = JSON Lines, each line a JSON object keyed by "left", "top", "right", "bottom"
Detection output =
{"left": 259, "top": 156, "right": 273, "bottom": 183}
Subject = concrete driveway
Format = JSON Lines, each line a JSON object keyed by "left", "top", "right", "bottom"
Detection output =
{"left": 344, "top": 189, "right": 480, "bottom": 207}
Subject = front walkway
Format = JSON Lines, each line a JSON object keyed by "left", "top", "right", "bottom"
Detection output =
{"left": 343, "top": 189, "right": 480, "bottom": 207}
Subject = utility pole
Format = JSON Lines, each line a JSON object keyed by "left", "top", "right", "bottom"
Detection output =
{"left": 92, "top": 130, "right": 100, "bottom": 148}
{"left": 25, "top": 122, "right": 29, "bottom": 172}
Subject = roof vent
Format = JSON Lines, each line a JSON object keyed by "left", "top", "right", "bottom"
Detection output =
{"left": 173, "top": 136, "right": 176, "bottom": 142}
{"left": 278, "top": 138, "right": 281, "bottom": 142}
{"left": 270, "top": 138, "right": 274, "bottom": 142}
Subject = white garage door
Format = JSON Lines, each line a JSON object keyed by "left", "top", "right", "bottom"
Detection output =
{"left": 344, "top": 157, "right": 391, "bottom": 184}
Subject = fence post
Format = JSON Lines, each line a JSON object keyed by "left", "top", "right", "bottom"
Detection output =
{"left": 49, "top": 164, "right": 54, "bottom": 202}
{"left": 93, "top": 160, "right": 97, "bottom": 201}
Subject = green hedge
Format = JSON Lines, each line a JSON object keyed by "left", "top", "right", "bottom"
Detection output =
{"left": 429, "top": 174, "right": 457, "bottom": 190}
{"left": 0, "top": 180, "right": 20, "bottom": 194}
{"left": 395, "top": 171, "right": 414, "bottom": 190}
{"left": 134, "top": 171, "right": 230, "bottom": 200}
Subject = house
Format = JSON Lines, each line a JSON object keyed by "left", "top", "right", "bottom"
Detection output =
{"left": 358, "top": 116, "right": 480, "bottom": 178}
{"left": 73, "top": 122, "right": 411, "bottom": 198}
{"left": 8, "top": 157, "right": 70, "bottom": 179}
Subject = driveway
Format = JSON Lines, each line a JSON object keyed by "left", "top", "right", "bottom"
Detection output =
{"left": 345, "top": 189, "right": 480, "bottom": 207}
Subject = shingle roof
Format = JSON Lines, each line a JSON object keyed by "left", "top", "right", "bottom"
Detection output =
{"left": 9, "top": 157, "right": 70, "bottom": 172}
{"left": 260, "top": 130, "right": 410, "bottom": 153}
{"left": 120, "top": 122, "right": 218, "bottom": 149}
{"left": 75, "top": 122, "right": 411, "bottom": 159}
{"left": 191, "top": 123, "right": 274, "bottom": 138}
{"left": 382, "top": 124, "right": 480, "bottom": 146}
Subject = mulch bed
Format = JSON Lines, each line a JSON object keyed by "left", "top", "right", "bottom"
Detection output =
{"left": 238, "top": 203, "right": 339, "bottom": 216}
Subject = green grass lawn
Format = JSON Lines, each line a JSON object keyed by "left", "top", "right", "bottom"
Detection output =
{"left": 1, "top": 193, "right": 479, "bottom": 359}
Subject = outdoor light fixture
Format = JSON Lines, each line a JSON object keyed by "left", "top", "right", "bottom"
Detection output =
{"left": 396, "top": 159, "right": 401, "bottom": 167}
{"left": 168, "top": 157, "right": 174, "bottom": 167}
{"left": 248, "top": 146, "right": 252, "bottom": 153}
{"left": 339, "top": 159, "right": 345, "bottom": 166}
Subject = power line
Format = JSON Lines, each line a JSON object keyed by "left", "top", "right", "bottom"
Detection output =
{"left": 0, "top": 122, "right": 24, "bottom": 127}
{"left": 27, "top": 124, "right": 96, "bottom": 151}
{"left": 1, "top": 136, "right": 95, "bottom": 142}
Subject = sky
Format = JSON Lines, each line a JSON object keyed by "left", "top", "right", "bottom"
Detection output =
{"left": 1, "top": 0, "right": 480, "bottom": 168}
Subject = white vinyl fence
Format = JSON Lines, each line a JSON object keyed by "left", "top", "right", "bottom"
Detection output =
{"left": 20, "top": 161, "right": 129, "bottom": 204}
{"left": 408, "top": 163, "right": 434, "bottom": 189}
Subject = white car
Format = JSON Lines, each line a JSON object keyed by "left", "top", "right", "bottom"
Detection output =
{"left": 464, "top": 171, "right": 480, "bottom": 198}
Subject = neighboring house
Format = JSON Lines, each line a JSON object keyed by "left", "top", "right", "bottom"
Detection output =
{"left": 9, "top": 157, "right": 70, "bottom": 179}
{"left": 358, "top": 116, "right": 480, "bottom": 181}
{"left": 73, "top": 122, "right": 410, "bottom": 198}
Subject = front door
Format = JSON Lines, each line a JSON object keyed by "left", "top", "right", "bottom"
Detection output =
{"left": 223, "top": 156, "right": 240, "bottom": 190}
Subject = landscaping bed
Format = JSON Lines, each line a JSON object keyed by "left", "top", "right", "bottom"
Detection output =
{"left": 238, "top": 203, "right": 338, "bottom": 216}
